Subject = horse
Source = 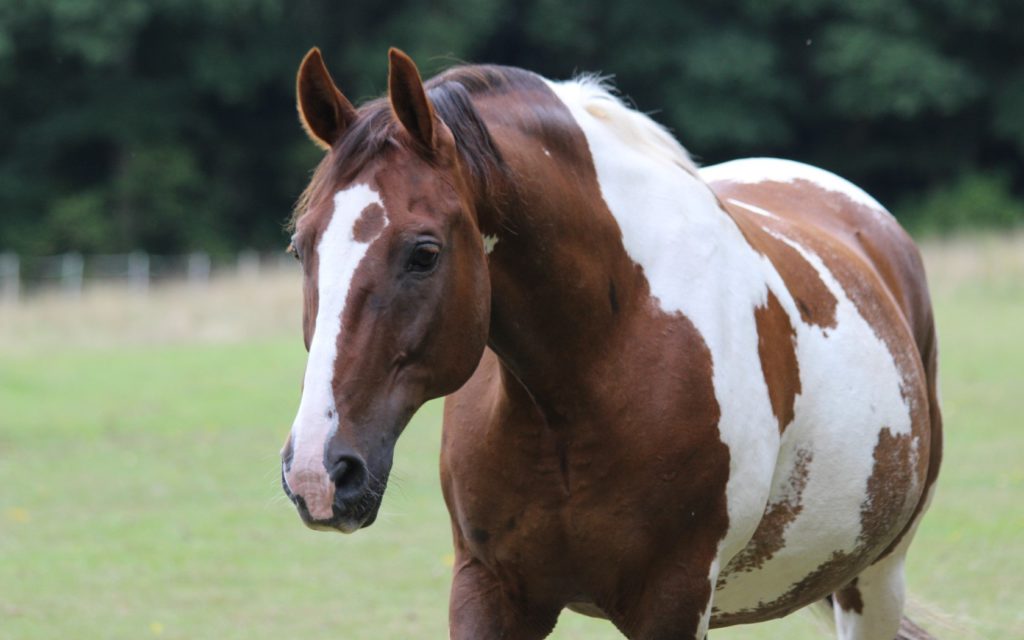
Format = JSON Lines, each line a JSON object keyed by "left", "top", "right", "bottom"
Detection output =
{"left": 279, "top": 47, "right": 942, "bottom": 640}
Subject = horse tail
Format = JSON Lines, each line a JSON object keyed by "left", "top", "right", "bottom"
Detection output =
{"left": 897, "top": 613, "right": 936, "bottom": 639}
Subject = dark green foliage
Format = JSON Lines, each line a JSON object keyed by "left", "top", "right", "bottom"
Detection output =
{"left": 899, "top": 172, "right": 1024, "bottom": 235}
{"left": 0, "top": 0, "right": 1021, "bottom": 254}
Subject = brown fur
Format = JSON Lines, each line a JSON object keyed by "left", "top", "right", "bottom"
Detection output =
{"left": 754, "top": 291, "right": 801, "bottom": 432}
{"left": 435, "top": 72, "right": 734, "bottom": 636}
{"left": 835, "top": 578, "right": 865, "bottom": 614}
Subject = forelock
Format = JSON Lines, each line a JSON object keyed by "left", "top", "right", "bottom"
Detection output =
{"left": 291, "top": 101, "right": 398, "bottom": 231}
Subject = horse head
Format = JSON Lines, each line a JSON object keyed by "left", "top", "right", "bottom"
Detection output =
{"left": 281, "top": 48, "right": 490, "bottom": 532}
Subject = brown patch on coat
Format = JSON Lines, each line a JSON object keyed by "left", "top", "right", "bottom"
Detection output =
{"left": 861, "top": 427, "right": 916, "bottom": 544}
{"left": 722, "top": 448, "right": 812, "bottom": 576}
{"left": 722, "top": 200, "right": 838, "bottom": 329}
{"left": 715, "top": 180, "right": 927, "bottom": 403}
{"left": 882, "top": 316, "right": 943, "bottom": 559}
{"left": 834, "top": 578, "right": 864, "bottom": 614}
{"left": 351, "top": 202, "right": 386, "bottom": 242}
{"left": 754, "top": 291, "right": 800, "bottom": 432}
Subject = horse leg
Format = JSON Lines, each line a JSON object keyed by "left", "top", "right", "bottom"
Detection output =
{"left": 448, "top": 552, "right": 559, "bottom": 640}
{"left": 831, "top": 560, "right": 903, "bottom": 639}
{"left": 832, "top": 443, "right": 938, "bottom": 640}
{"left": 609, "top": 557, "right": 719, "bottom": 640}
{"left": 831, "top": 548, "right": 909, "bottom": 640}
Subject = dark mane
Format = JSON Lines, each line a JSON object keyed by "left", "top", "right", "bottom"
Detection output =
{"left": 291, "top": 65, "right": 542, "bottom": 229}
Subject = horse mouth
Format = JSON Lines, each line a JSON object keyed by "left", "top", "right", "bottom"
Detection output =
{"left": 280, "top": 467, "right": 384, "bottom": 533}
{"left": 299, "top": 506, "right": 377, "bottom": 533}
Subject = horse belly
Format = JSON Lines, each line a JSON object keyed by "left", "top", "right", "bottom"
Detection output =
{"left": 710, "top": 299, "right": 928, "bottom": 624}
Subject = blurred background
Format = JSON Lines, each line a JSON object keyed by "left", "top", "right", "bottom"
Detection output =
{"left": 2, "top": 0, "right": 1024, "bottom": 262}
{"left": 1, "top": 1, "right": 1022, "bottom": 638}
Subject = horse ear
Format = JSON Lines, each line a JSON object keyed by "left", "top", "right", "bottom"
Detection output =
{"left": 388, "top": 48, "right": 436, "bottom": 151}
{"left": 296, "top": 48, "right": 357, "bottom": 150}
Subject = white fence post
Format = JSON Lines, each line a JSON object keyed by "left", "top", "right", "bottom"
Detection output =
{"left": 9, "top": 250, "right": 287, "bottom": 294}
{"left": 61, "top": 252, "right": 84, "bottom": 298}
{"left": 0, "top": 252, "right": 19, "bottom": 303}
{"left": 187, "top": 251, "right": 211, "bottom": 286}
{"left": 128, "top": 251, "right": 150, "bottom": 294}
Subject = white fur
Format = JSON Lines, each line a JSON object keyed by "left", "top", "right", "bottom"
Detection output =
{"left": 546, "top": 79, "right": 918, "bottom": 616}
{"left": 726, "top": 198, "right": 779, "bottom": 220}
{"left": 482, "top": 234, "right": 499, "bottom": 255}
{"left": 546, "top": 77, "right": 781, "bottom": 563}
{"left": 562, "top": 75, "right": 699, "bottom": 175}
{"left": 286, "top": 183, "right": 389, "bottom": 518}
{"left": 711, "top": 227, "right": 915, "bottom": 614}
{"left": 702, "top": 158, "right": 888, "bottom": 213}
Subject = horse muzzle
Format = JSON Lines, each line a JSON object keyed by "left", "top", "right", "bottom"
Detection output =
{"left": 280, "top": 448, "right": 383, "bottom": 533}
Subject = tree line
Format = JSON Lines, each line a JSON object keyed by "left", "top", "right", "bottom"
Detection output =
{"left": 1, "top": 0, "right": 1021, "bottom": 255}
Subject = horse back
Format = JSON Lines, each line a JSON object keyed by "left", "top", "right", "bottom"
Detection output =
{"left": 705, "top": 158, "right": 935, "bottom": 360}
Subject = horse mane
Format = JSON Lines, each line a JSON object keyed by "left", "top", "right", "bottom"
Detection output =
{"left": 290, "top": 64, "right": 699, "bottom": 230}
{"left": 559, "top": 74, "right": 699, "bottom": 176}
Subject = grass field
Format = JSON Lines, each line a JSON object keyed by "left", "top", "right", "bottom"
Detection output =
{"left": 2, "top": 235, "right": 1022, "bottom": 639}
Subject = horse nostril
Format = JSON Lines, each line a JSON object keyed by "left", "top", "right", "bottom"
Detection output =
{"left": 328, "top": 454, "right": 368, "bottom": 500}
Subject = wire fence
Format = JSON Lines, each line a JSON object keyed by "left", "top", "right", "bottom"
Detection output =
{"left": 0, "top": 250, "right": 296, "bottom": 304}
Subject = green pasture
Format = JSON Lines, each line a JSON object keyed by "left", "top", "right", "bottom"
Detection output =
{"left": 1, "top": 239, "right": 1022, "bottom": 639}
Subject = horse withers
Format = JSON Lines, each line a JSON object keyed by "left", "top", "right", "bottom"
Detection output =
{"left": 279, "top": 48, "right": 942, "bottom": 640}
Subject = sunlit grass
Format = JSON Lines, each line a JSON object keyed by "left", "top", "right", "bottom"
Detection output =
{"left": 1, "top": 235, "right": 1021, "bottom": 638}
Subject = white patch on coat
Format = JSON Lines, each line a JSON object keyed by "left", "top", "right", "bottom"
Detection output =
{"left": 547, "top": 78, "right": 918, "bottom": 614}
{"left": 727, "top": 198, "right": 779, "bottom": 220}
{"left": 546, "top": 78, "right": 781, "bottom": 563}
{"left": 698, "top": 558, "right": 721, "bottom": 638}
{"left": 702, "top": 157, "right": 889, "bottom": 214}
{"left": 285, "top": 183, "right": 388, "bottom": 519}
{"left": 482, "top": 234, "right": 499, "bottom": 254}
{"left": 710, "top": 226, "right": 916, "bottom": 615}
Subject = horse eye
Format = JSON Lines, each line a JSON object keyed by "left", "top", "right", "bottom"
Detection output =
{"left": 407, "top": 242, "right": 440, "bottom": 273}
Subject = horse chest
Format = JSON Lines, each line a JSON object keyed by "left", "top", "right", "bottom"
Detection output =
{"left": 442, "top": 405, "right": 733, "bottom": 602}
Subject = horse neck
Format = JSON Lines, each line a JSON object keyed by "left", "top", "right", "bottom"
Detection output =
{"left": 468, "top": 86, "right": 726, "bottom": 424}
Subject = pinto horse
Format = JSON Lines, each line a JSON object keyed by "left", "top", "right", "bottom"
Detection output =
{"left": 280, "top": 48, "right": 942, "bottom": 640}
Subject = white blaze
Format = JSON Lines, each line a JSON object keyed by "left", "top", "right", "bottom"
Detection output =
{"left": 287, "top": 183, "right": 388, "bottom": 515}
